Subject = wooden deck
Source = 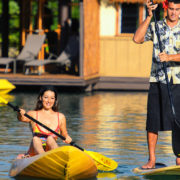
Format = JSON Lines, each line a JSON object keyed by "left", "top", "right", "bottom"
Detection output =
{"left": 0, "top": 73, "right": 100, "bottom": 91}
{"left": 0, "top": 73, "right": 149, "bottom": 91}
{"left": 94, "top": 77, "right": 149, "bottom": 91}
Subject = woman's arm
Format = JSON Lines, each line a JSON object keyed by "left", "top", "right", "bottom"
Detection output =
{"left": 60, "top": 113, "right": 72, "bottom": 144}
{"left": 17, "top": 109, "right": 34, "bottom": 123}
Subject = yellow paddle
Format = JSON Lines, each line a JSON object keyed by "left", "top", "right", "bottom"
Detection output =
{"left": 0, "top": 96, "right": 118, "bottom": 171}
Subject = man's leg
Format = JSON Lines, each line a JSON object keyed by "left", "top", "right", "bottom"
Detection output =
{"left": 176, "top": 158, "right": 180, "bottom": 165}
{"left": 142, "top": 131, "right": 158, "bottom": 169}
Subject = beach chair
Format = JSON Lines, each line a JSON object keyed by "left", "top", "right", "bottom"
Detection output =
{"left": 0, "top": 34, "right": 46, "bottom": 73}
{"left": 24, "top": 35, "right": 79, "bottom": 75}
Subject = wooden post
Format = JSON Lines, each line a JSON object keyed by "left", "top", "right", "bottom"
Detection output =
{"left": 29, "top": 0, "right": 33, "bottom": 35}
{"left": 163, "top": 9, "right": 167, "bottom": 17}
{"left": 20, "top": 0, "right": 25, "bottom": 46}
{"left": 2, "top": 0, "right": 9, "bottom": 57}
{"left": 37, "top": 0, "right": 45, "bottom": 73}
{"left": 20, "top": 0, "right": 31, "bottom": 47}
{"left": 83, "top": 0, "right": 100, "bottom": 77}
{"left": 79, "top": 0, "right": 84, "bottom": 77}
{"left": 139, "top": 4, "right": 144, "bottom": 25}
{"left": 38, "top": 0, "right": 43, "bottom": 34}
{"left": 115, "top": 3, "right": 120, "bottom": 36}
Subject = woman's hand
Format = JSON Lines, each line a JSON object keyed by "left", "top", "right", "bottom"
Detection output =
{"left": 17, "top": 108, "right": 26, "bottom": 120}
{"left": 19, "top": 109, "right": 26, "bottom": 116}
{"left": 63, "top": 135, "right": 72, "bottom": 144}
{"left": 17, "top": 109, "right": 32, "bottom": 122}
{"left": 146, "top": 0, "right": 158, "bottom": 18}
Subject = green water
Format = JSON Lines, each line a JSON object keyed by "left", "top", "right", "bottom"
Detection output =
{"left": 0, "top": 91, "right": 177, "bottom": 179}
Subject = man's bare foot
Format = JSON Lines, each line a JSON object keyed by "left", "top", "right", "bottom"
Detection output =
{"left": 141, "top": 160, "right": 155, "bottom": 169}
{"left": 176, "top": 157, "right": 180, "bottom": 165}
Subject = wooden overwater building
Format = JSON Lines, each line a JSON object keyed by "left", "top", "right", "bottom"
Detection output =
{"left": 0, "top": 0, "right": 165, "bottom": 91}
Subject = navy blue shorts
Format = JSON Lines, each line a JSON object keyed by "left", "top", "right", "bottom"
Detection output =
{"left": 146, "top": 82, "right": 180, "bottom": 133}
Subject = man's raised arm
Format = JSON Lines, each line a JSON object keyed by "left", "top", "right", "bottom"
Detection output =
{"left": 133, "top": 0, "right": 158, "bottom": 44}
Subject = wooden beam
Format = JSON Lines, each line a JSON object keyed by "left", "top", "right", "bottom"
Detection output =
{"left": 163, "top": 9, "right": 167, "bottom": 17}
{"left": 79, "top": 0, "right": 84, "bottom": 77}
{"left": 139, "top": 4, "right": 144, "bottom": 25}
{"left": 2, "top": 0, "right": 9, "bottom": 57}
{"left": 109, "top": 0, "right": 164, "bottom": 3}
{"left": 38, "top": 0, "right": 44, "bottom": 33}
{"left": 21, "top": 1, "right": 26, "bottom": 46}
{"left": 83, "top": 0, "right": 100, "bottom": 77}
{"left": 115, "top": 3, "right": 120, "bottom": 36}
{"left": 29, "top": 0, "right": 33, "bottom": 35}
{"left": 37, "top": 0, "right": 45, "bottom": 73}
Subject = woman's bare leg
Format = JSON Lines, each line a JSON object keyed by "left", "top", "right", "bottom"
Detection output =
{"left": 46, "top": 136, "right": 58, "bottom": 150}
{"left": 32, "top": 136, "right": 45, "bottom": 154}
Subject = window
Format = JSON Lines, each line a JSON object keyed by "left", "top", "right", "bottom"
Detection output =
{"left": 120, "top": 3, "right": 139, "bottom": 33}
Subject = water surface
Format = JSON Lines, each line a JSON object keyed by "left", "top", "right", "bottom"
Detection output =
{"left": 0, "top": 91, "right": 177, "bottom": 179}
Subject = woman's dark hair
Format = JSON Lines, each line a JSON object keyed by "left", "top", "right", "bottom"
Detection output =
{"left": 35, "top": 85, "right": 59, "bottom": 112}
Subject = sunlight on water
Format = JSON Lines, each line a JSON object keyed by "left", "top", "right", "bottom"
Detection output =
{"left": 0, "top": 91, "right": 176, "bottom": 180}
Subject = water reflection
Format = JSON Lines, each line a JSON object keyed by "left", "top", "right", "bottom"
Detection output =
{"left": 0, "top": 91, "right": 176, "bottom": 179}
{"left": 80, "top": 92, "right": 147, "bottom": 151}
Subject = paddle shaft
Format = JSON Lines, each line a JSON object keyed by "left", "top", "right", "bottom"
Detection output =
{"left": 7, "top": 102, "right": 84, "bottom": 151}
{"left": 151, "top": 3, "right": 177, "bottom": 121}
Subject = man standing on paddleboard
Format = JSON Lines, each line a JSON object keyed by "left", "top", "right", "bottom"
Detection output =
{"left": 133, "top": 0, "right": 180, "bottom": 169}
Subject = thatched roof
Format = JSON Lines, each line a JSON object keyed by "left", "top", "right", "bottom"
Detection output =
{"left": 109, "top": 0, "right": 164, "bottom": 3}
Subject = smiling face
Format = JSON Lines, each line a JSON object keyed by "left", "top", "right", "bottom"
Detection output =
{"left": 41, "top": 90, "right": 56, "bottom": 110}
{"left": 167, "top": 2, "right": 180, "bottom": 23}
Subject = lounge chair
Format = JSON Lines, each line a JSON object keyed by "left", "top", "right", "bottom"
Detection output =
{"left": 24, "top": 35, "right": 79, "bottom": 75}
{"left": 0, "top": 34, "right": 46, "bottom": 73}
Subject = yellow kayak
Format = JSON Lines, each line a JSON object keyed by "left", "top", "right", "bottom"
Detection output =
{"left": 9, "top": 146, "right": 98, "bottom": 179}
{"left": 0, "top": 79, "right": 15, "bottom": 94}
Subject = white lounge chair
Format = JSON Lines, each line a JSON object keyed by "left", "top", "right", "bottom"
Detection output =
{"left": 0, "top": 34, "right": 46, "bottom": 73}
{"left": 24, "top": 35, "right": 79, "bottom": 75}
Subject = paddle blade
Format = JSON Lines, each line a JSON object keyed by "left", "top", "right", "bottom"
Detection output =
{"left": 84, "top": 150, "right": 118, "bottom": 171}
{"left": 0, "top": 96, "right": 8, "bottom": 105}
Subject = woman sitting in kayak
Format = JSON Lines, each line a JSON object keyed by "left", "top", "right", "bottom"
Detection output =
{"left": 17, "top": 85, "right": 72, "bottom": 158}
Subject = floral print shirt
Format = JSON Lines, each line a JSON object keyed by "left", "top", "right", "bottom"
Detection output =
{"left": 145, "top": 18, "right": 180, "bottom": 84}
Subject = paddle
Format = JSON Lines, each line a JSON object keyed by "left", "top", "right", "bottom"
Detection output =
{"left": 0, "top": 96, "right": 118, "bottom": 171}
{"left": 151, "top": 0, "right": 180, "bottom": 157}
